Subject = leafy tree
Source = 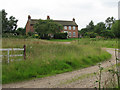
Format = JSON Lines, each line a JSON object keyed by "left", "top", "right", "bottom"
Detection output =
{"left": 86, "top": 32, "right": 97, "bottom": 38}
{"left": 79, "top": 21, "right": 95, "bottom": 37}
{"left": 94, "top": 22, "right": 106, "bottom": 35}
{"left": 2, "top": 9, "right": 18, "bottom": 33}
{"left": 34, "top": 19, "right": 63, "bottom": 39}
{"left": 111, "top": 20, "right": 120, "bottom": 38}
{"left": 80, "top": 17, "right": 117, "bottom": 38}
{"left": 79, "top": 28, "right": 88, "bottom": 37}
{"left": 2, "top": 9, "right": 8, "bottom": 33}
{"left": 105, "top": 17, "right": 115, "bottom": 30}
{"left": 86, "top": 20, "right": 95, "bottom": 32}
{"left": 16, "top": 27, "right": 26, "bottom": 35}
{"left": 8, "top": 16, "right": 18, "bottom": 32}
{"left": 101, "top": 30, "right": 114, "bottom": 38}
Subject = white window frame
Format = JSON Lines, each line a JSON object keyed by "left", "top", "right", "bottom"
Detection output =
{"left": 73, "top": 32, "right": 76, "bottom": 37}
{"left": 73, "top": 26, "right": 76, "bottom": 30}
{"left": 69, "top": 26, "right": 71, "bottom": 30}
{"left": 64, "top": 26, "right": 67, "bottom": 30}
{"left": 69, "top": 32, "right": 71, "bottom": 37}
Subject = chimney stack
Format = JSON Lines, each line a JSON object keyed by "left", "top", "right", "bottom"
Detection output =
{"left": 47, "top": 15, "right": 50, "bottom": 20}
{"left": 28, "top": 15, "right": 31, "bottom": 20}
{"left": 73, "top": 18, "right": 75, "bottom": 22}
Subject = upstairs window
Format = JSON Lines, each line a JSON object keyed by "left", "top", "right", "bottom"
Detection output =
{"left": 64, "top": 26, "right": 67, "bottom": 30}
{"left": 73, "top": 26, "right": 76, "bottom": 30}
{"left": 69, "top": 26, "right": 71, "bottom": 30}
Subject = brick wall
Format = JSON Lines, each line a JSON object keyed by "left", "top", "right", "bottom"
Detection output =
{"left": 26, "top": 20, "right": 30, "bottom": 34}
{"left": 26, "top": 21, "right": 34, "bottom": 34}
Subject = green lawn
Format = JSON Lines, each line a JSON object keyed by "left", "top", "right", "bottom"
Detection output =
{"left": 48, "top": 38, "right": 79, "bottom": 42}
{"left": 2, "top": 38, "right": 111, "bottom": 84}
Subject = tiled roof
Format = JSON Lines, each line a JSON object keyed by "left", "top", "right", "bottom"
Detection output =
{"left": 30, "top": 19, "right": 38, "bottom": 25}
{"left": 53, "top": 20, "right": 78, "bottom": 26}
{"left": 30, "top": 19, "right": 78, "bottom": 26}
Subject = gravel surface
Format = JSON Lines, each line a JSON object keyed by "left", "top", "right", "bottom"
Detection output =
{"left": 2, "top": 48, "right": 117, "bottom": 88}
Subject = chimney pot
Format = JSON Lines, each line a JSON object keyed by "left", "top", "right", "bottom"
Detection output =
{"left": 47, "top": 16, "right": 50, "bottom": 20}
{"left": 28, "top": 15, "right": 31, "bottom": 20}
{"left": 73, "top": 18, "right": 75, "bottom": 22}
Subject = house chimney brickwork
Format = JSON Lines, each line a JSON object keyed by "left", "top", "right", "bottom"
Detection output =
{"left": 26, "top": 15, "right": 32, "bottom": 34}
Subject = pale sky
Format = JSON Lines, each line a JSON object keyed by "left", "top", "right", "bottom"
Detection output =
{"left": 0, "top": 0, "right": 119, "bottom": 29}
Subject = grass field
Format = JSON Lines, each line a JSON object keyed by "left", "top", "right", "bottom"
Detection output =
{"left": 49, "top": 38, "right": 118, "bottom": 48}
{"left": 2, "top": 38, "right": 112, "bottom": 84}
{"left": 77, "top": 38, "right": 118, "bottom": 48}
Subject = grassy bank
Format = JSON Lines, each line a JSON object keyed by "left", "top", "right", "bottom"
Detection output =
{"left": 2, "top": 38, "right": 111, "bottom": 84}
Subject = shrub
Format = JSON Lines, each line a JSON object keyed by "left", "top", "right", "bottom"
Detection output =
{"left": 86, "top": 32, "right": 97, "bottom": 38}
{"left": 28, "top": 31, "right": 34, "bottom": 36}
{"left": 54, "top": 33, "right": 67, "bottom": 39}
{"left": 39, "top": 34, "right": 51, "bottom": 40}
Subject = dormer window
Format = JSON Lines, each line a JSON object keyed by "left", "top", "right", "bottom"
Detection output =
{"left": 64, "top": 26, "right": 67, "bottom": 30}
{"left": 69, "top": 26, "right": 71, "bottom": 30}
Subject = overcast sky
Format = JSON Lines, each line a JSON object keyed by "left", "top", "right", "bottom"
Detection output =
{"left": 0, "top": 0, "right": 119, "bottom": 29}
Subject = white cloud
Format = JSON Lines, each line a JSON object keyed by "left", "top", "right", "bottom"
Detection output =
{"left": 0, "top": 0, "right": 119, "bottom": 29}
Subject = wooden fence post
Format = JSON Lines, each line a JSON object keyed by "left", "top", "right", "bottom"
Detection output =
{"left": 23, "top": 45, "right": 26, "bottom": 60}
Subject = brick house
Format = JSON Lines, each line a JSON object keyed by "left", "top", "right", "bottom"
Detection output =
{"left": 26, "top": 15, "right": 78, "bottom": 38}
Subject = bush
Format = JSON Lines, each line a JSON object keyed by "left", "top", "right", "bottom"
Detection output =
{"left": 54, "top": 33, "right": 67, "bottom": 39}
{"left": 40, "top": 34, "right": 51, "bottom": 40}
{"left": 2, "top": 33, "right": 29, "bottom": 39}
{"left": 16, "top": 28, "right": 26, "bottom": 36}
{"left": 85, "top": 32, "right": 97, "bottom": 38}
{"left": 28, "top": 31, "right": 34, "bottom": 36}
{"left": 100, "top": 30, "right": 115, "bottom": 38}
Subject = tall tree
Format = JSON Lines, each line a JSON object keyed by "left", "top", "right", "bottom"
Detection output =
{"left": 8, "top": 16, "right": 18, "bottom": 32}
{"left": 111, "top": 20, "right": 120, "bottom": 38}
{"left": 2, "top": 9, "right": 18, "bottom": 33}
{"left": 94, "top": 22, "right": 106, "bottom": 35}
{"left": 86, "top": 20, "right": 95, "bottom": 32}
{"left": 2, "top": 9, "right": 9, "bottom": 33}
{"left": 105, "top": 17, "right": 115, "bottom": 30}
